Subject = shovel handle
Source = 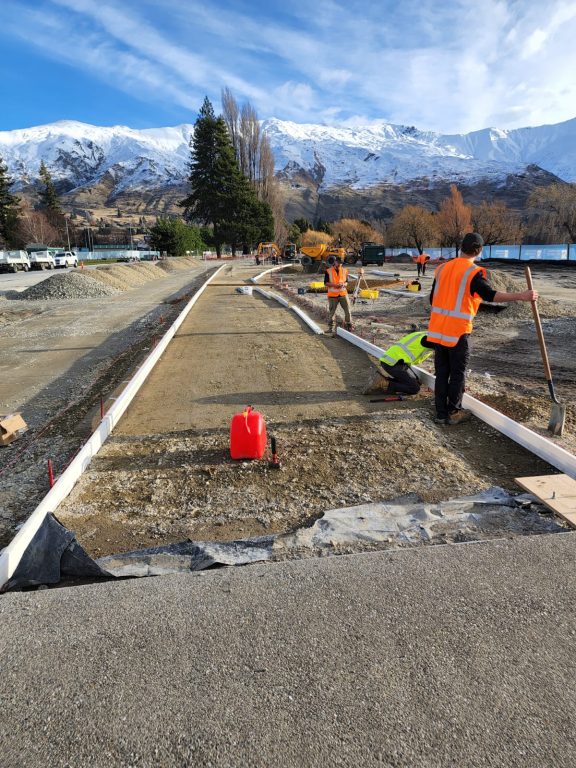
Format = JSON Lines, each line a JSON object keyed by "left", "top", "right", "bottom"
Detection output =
{"left": 524, "top": 266, "right": 553, "bottom": 382}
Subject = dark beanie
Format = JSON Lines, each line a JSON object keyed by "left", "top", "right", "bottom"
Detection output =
{"left": 461, "top": 232, "right": 484, "bottom": 253}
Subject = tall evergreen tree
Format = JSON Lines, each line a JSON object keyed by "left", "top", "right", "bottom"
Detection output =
{"left": 38, "top": 160, "right": 62, "bottom": 214}
{"left": 180, "top": 96, "right": 274, "bottom": 256}
{"left": 0, "top": 154, "right": 22, "bottom": 247}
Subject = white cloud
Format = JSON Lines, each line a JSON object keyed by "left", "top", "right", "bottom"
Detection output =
{"left": 2, "top": 0, "right": 576, "bottom": 133}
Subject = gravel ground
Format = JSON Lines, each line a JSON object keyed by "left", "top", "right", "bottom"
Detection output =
{"left": 2, "top": 259, "right": 575, "bottom": 562}
{"left": 51, "top": 262, "right": 573, "bottom": 560}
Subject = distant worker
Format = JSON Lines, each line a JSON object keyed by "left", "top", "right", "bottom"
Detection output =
{"left": 364, "top": 331, "right": 434, "bottom": 395}
{"left": 427, "top": 232, "right": 538, "bottom": 425}
{"left": 416, "top": 252, "right": 431, "bottom": 277}
{"left": 324, "top": 255, "right": 352, "bottom": 334}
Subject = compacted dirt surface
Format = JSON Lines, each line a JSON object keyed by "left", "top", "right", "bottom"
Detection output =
{"left": 0, "top": 258, "right": 217, "bottom": 548}
{"left": 36, "top": 259, "right": 575, "bottom": 560}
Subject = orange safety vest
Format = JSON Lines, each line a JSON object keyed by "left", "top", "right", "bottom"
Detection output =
{"left": 327, "top": 265, "right": 349, "bottom": 297}
{"left": 427, "top": 257, "right": 485, "bottom": 347}
{"left": 416, "top": 253, "right": 430, "bottom": 264}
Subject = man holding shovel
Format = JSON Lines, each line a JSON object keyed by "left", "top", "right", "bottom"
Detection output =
{"left": 427, "top": 232, "right": 538, "bottom": 426}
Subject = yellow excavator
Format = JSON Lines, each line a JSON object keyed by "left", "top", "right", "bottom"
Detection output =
{"left": 257, "top": 242, "right": 280, "bottom": 260}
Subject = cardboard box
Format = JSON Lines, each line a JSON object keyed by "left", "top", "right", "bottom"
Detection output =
{"left": 0, "top": 413, "right": 28, "bottom": 446}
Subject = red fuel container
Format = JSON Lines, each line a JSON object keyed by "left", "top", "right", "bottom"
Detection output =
{"left": 230, "top": 406, "right": 267, "bottom": 460}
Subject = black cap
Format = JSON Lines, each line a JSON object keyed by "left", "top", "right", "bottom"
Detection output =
{"left": 461, "top": 232, "right": 484, "bottom": 253}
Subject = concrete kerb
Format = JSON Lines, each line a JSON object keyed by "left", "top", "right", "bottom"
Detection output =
{"left": 253, "top": 286, "right": 323, "bottom": 334}
{"left": 250, "top": 264, "right": 287, "bottom": 284}
{"left": 0, "top": 265, "right": 227, "bottom": 590}
{"left": 337, "top": 327, "right": 576, "bottom": 479}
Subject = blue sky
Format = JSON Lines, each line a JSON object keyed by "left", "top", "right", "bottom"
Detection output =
{"left": 2, "top": 0, "right": 576, "bottom": 134}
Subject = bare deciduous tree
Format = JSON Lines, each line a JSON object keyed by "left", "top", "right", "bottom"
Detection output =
{"left": 301, "top": 229, "right": 333, "bottom": 247}
{"left": 528, "top": 183, "right": 576, "bottom": 242}
{"left": 386, "top": 205, "right": 438, "bottom": 252}
{"left": 330, "top": 218, "right": 382, "bottom": 253}
{"left": 437, "top": 185, "right": 472, "bottom": 253}
{"left": 222, "top": 88, "right": 286, "bottom": 242}
{"left": 471, "top": 201, "right": 523, "bottom": 245}
{"left": 18, "top": 205, "right": 59, "bottom": 246}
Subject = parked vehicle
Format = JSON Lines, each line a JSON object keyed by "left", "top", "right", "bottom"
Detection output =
{"left": 53, "top": 251, "right": 78, "bottom": 268}
{"left": 0, "top": 250, "right": 31, "bottom": 273}
{"left": 28, "top": 250, "right": 56, "bottom": 270}
{"left": 357, "top": 242, "right": 387, "bottom": 266}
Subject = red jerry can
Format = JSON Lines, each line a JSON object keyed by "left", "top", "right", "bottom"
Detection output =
{"left": 230, "top": 406, "right": 267, "bottom": 460}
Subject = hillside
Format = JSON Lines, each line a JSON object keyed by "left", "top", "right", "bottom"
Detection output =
{"left": 0, "top": 116, "right": 574, "bottom": 222}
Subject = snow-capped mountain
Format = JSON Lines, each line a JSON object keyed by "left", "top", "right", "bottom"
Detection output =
{"left": 0, "top": 116, "right": 574, "bottom": 219}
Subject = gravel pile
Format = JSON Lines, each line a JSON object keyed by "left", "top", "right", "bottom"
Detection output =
{"left": 16, "top": 272, "right": 119, "bottom": 300}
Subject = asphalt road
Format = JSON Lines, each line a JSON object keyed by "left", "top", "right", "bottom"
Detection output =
{"left": 2, "top": 532, "right": 576, "bottom": 767}
{"left": 0, "top": 265, "right": 91, "bottom": 292}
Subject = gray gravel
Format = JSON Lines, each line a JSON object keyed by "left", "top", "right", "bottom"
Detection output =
{"left": 2, "top": 533, "right": 576, "bottom": 767}
{"left": 13, "top": 272, "right": 119, "bottom": 300}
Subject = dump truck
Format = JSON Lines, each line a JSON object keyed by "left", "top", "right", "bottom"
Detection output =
{"left": 299, "top": 244, "right": 348, "bottom": 272}
{"left": 28, "top": 250, "right": 56, "bottom": 270}
{"left": 0, "top": 250, "right": 31, "bottom": 273}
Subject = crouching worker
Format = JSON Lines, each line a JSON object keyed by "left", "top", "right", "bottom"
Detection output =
{"left": 364, "top": 331, "right": 435, "bottom": 395}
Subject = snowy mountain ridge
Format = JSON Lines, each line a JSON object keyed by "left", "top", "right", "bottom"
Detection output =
{"left": 1, "top": 116, "right": 576, "bottom": 196}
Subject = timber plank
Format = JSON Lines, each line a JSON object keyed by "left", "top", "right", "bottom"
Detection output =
{"left": 516, "top": 474, "right": 576, "bottom": 527}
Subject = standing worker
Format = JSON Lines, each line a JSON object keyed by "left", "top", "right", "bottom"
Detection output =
{"left": 427, "top": 232, "right": 538, "bottom": 425}
{"left": 325, "top": 255, "right": 353, "bottom": 334}
{"left": 416, "top": 252, "right": 431, "bottom": 277}
{"left": 364, "top": 331, "right": 435, "bottom": 395}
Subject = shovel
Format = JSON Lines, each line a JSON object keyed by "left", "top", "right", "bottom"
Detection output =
{"left": 524, "top": 266, "right": 566, "bottom": 436}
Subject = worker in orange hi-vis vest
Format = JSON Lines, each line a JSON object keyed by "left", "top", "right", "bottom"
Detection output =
{"left": 324, "top": 255, "right": 352, "bottom": 334}
{"left": 426, "top": 232, "right": 538, "bottom": 426}
{"left": 416, "top": 252, "right": 430, "bottom": 277}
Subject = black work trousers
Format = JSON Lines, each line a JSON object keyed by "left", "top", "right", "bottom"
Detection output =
{"left": 381, "top": 361, "right": 421, "bottom": 395}
{"left": 433, "top": 335, "right": 470, "bottom": 419}
{"left": 417, "top": 262, "right": 426, "bottom": 277}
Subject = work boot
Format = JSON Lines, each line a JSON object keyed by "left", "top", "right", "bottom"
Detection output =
{"left": 433, "top": 416, "right": 448, "bottom": 426}
{"left": 447, "top": 410, "right": 471, "bottom": 426}
{"left": 363, "top": 371, "right": 390, "bottom": 395}
{"left": 345, "top": 323, "right": 354, "bottom": 332}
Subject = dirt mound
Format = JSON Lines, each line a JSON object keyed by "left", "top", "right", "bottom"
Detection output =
{"left": 485, "top": 268, "right": 565, "bottom": 319}
{"left": 16, "top": 272, "right": 119, "bottom": 300}
{"left": 156, "top": 257, "right": 199, "bottom": 273}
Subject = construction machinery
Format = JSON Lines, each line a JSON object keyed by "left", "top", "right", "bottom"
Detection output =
{"left": 299, "top": 244, "right": 348, "bottom": 272}
{"left": 257, "top": 242, "right": 280, "bottom": 262}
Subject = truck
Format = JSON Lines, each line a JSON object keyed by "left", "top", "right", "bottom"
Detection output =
{"left": 28, "top": 250, "right": 56, "bottom": 270}
{"left": 357, "top": 242, "right": 387, "bottom": 266}
{"left": 53, "top": 250, "right": 78, "bottom": 268}
{"left": 0, "top": 250, "right": 31, "bottom": 273}
{"left": 298, "top": 244, "right": 349, "bottom": 272}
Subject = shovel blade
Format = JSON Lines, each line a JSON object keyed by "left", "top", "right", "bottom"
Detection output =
{"left": 548, "top": 403, "right": 566, "bottom": 436}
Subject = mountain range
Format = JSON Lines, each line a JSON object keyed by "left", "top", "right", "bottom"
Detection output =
{"left": 1, "top": 116, "right": 574, "bottom": 222}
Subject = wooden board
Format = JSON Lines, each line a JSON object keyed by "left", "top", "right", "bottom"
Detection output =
{"left": 515, "top": 474, "right": 576, "bottom": 528}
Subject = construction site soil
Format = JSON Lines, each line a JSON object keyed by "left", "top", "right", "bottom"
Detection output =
{"left": 1, "top": 259, "right": 575, "bottom": 562}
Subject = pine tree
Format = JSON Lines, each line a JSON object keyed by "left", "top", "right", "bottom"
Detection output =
{"left": 180, "top": 97, "right": 274, "bottom": 256}
{"left": 39, "top": 160, "right": 62, "bottom": 214}
{"left": 0, "top": 154, "right": 22, "bottom": 247}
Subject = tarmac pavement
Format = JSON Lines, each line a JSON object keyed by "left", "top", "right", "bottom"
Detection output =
{"left": 2, "top": 531, "right": 576, "bottom": 767}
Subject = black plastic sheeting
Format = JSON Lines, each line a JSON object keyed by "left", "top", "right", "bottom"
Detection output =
{"left": 3, "top": 513, "right": 274, "bottom": 591}
{"left": 4, "top": 514, "right": 110, "bottom": 591}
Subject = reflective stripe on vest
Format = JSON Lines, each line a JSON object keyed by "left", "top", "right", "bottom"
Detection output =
{"left": 427, "top": 259, "right": 484, "bottom": 347}
{"left": 379, "top": 331, "right": 432, "bottom": 366}
{"left": 327, "top": 265, "right": 348, "bottom": 297}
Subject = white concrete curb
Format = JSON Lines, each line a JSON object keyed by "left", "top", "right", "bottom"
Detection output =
{"left": 290, "top": 305, "right": 324, "bottom": 335}
{"left": 0, "top": 265, "right": 226, "bottom": 589}
{"left": 337, "top": 328, "right": 576, "bottom": 479}
{"left": 254, "top": 287, "right": 323, "bottom": 334}
{"left": 250, "top": 264, "right": 287, "bottom": 283}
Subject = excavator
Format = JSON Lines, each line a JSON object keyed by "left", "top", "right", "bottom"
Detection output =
{"left": 256, "top": 242, "right": 281, "bottom": 261}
